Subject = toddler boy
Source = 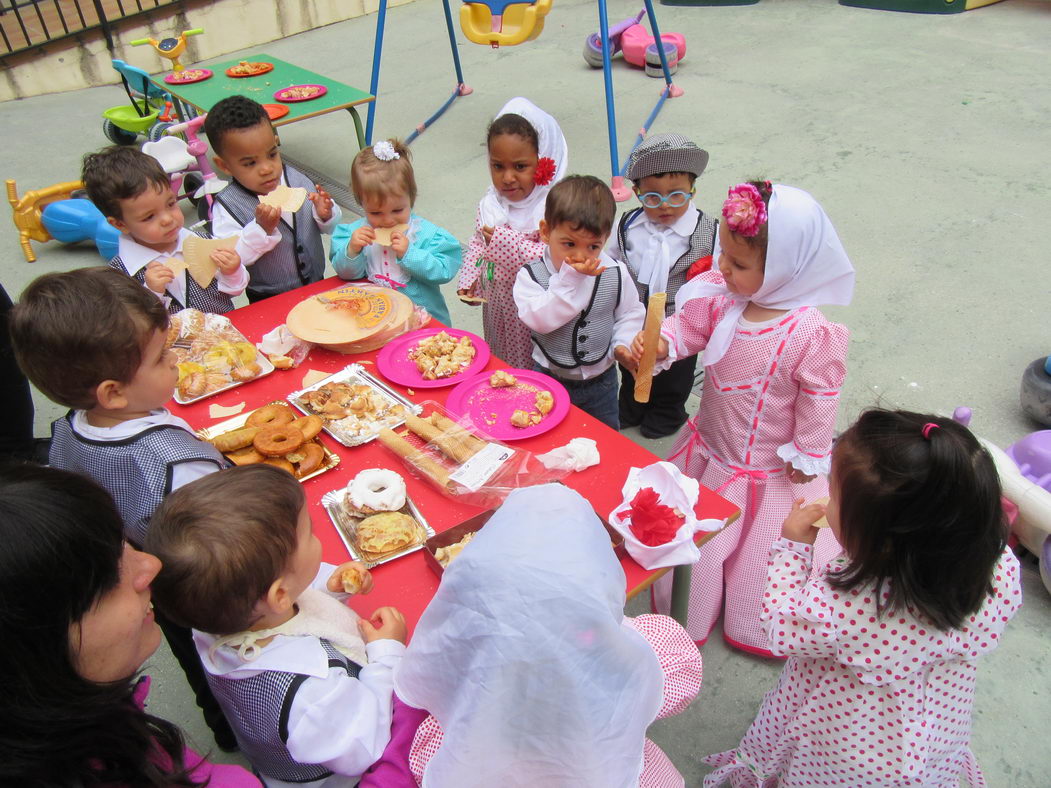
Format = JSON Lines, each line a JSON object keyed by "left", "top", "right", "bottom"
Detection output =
{"left": 610, "top": 133, "right": 717, "bottom": 438}
{"left": 513, "top": 175, "right": 645, "bottom": 430}
{"left": 82, "top": 145, "right": 248, "bottom": 313}
{"left": 206, "top": 96, "right": 341, "bottom": 301}
{"left": 147, "top": 465, "right": 409, "bottom": 786}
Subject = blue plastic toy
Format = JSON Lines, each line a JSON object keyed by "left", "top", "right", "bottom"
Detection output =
{"left": 41, "top": 199, "right": 120, "bottom": 261}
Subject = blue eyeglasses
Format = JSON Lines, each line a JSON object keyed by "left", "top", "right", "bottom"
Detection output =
{"left": 636, "top": 189, "right": 695, "bottom": 209}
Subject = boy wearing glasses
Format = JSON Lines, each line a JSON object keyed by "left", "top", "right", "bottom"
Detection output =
{"left": 610, "top": 133, "right": 717, "bottom": 438}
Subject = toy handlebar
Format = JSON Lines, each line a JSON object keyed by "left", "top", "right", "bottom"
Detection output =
{"left": 130, "top": 29, "right": 202, "bottom": 46}
{"left": 165, "top": 114, "right": 207, "bottom": 136}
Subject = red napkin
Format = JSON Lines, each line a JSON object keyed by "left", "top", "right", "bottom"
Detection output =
{"left": 619, "top": 487, "right": 685, "bottom": 546}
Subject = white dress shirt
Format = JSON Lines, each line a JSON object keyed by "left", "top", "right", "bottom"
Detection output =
{"left": 608, "top": 205, "right": 700, "bottom": 295}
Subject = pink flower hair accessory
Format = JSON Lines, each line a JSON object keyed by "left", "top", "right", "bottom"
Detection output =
{"left": 722, "top": 183, "right": 768, "bottom": 237}
{"left": 533, "top": 156, "right": 556, "bottom": 186}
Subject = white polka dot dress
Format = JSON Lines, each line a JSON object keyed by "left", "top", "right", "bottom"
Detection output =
{"left": 459, "top": 206, "right": 545, "bottom": 370}
{"left": 702, "top": 540, "right": 1023, "bottom": 787}
{"left": 652, "top": 294, "right": 849, "bottom": 654}
{"left": 407, "top": 614, "right": 703, "bottom": 787}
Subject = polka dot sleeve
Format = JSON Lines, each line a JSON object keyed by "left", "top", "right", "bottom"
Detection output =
{"left": 626, "top": 614, "right": 703, "bottom": 720}
{"left": 488, "top": 223, "right": 546, "bottom": 264}
{"left": 761, "top": 538, "right": 839, "bottom": 658}
{"left": 458, "top": 206, "right": 486, "bottom": 291}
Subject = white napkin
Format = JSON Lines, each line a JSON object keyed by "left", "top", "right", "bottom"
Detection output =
{"left": 609, "top": 462, "right": 724, "bottom": 570}
{"left": 536, "top": 438, "right": 600, "bottom": 471}
{"left": 257, "top": 324, "right": 312, "bottom": 366}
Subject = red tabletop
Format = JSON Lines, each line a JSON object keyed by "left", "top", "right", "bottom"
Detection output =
{"left": 170, "top": 278, "right": 739, "bottom": 634}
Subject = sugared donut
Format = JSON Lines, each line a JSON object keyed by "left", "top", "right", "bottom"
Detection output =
{"left": 347, "top": 468, "right": 406, "bottom": 514}
{"left": 253, "top": 426, "right": 304, "bottom": 457}
{"left": 247, "top": 403, "right": 296, "bottom": 428}
{"left": 295, "top": 442, "right": 325, "bottom": 477}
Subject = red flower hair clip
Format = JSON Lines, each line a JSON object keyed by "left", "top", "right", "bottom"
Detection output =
{"left": 533, "top": 156, "right": 556, "bottom": 186}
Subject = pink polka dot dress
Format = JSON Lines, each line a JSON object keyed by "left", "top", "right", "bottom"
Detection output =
{"left": 653, "top": 287, "right": 849, "bottom": 654}
{"left": 459, "top": 206, "right": 545, "bottom": 370}
{"left": 407, "top": 614, "right": 703, "bottom": 787}
{"left": 703, "top": 539, "right": 1023, "bottom": 787}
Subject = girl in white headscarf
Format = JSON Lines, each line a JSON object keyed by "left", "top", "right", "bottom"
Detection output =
{"left": 457, "top": 98, "right": 568, "bottom": 369}
{"left": 629, "top": 182, "right": 855, "bottom": 657}
{"left": 394, "top": 484, "right": 703, "bottom": 788}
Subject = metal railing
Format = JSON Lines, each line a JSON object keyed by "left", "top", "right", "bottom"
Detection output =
{"left": 1, "top": 0, "right": 181, "bottom": 58}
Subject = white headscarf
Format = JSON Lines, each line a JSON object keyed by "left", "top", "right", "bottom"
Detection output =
{"left": 673, "top": 184, "right": 855, "bottom": 367}
{"left": 478, "top": 97, "right": 569, "bottom": 233}
{"left": 394, "top": 484, "right": 663, "bottom": 788}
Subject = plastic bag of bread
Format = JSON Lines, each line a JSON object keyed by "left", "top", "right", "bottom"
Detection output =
{"left": 256, "top": 324, "right": 312, "bottom": 369}
{"left": 375, "top": 400, "right": 567, "bottom": 510}
{"left": 168, "top": 309, "right": 274, "bottom": 403}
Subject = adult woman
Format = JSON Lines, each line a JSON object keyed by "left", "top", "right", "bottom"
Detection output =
{"left": 0, "top": 463, "right": 259, "bottom": 787}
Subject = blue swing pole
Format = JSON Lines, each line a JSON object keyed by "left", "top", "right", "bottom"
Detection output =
{"left": 598, "top": 0, "right": 631, "bottom": 201}
{"left": 365, "top": 0, "right": 389, "bottom": 146}
{"left": 406, "top": 0, "right": 474, "bottom": 144}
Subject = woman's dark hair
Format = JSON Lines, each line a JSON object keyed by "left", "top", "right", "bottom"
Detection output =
{"left": 829, "top": 409, "right": 1007, "bottom": 631}
{"left": 0, "top": 464, "right": 200, "bottom": 787}
{"left": 486, "top": 112, "right": 539, "bottom": 153}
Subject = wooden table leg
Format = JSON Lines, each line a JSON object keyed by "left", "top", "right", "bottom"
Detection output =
{"left": 348, "top": 106, "right": 366, "bottom": 150}
{"left": 670, "top": 563, "right": 691, "bottom": 627}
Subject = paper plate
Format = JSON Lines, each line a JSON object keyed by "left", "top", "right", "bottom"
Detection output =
{"left": 164, "top": 68, "right": 212, "bottom": 85}
{"left": 263, "top": 103, "right": 290, "bottom": 120}
{"left": 375, "top": 328, "right": 490, "bottom": 389}
{"left": 274, "top": 84, "right": 327, "bottom": 102}
{"left": 444, "top": 368, "right": 570, "bottom": 440}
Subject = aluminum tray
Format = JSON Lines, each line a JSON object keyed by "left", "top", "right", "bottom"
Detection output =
{"left": 321, "top": 487, "right": 434, "bottom": 568}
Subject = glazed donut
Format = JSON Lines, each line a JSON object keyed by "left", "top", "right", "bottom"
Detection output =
{"left": 247, "top": 403, "right": 296, "bottom": 428}
{"left": 263, "top": 457, "right": 296, "bottom": 475}
{"left": 347, "top": 469, "right": 406, "bottom": 514}
{"left": 253, "top": 426, "right": 304, "bottom": 457}
{"left": 291, "top": 415, "right": 324, "bottom": 441}
{"left": 295, "top": 442, "right": 325, "bottom": 477}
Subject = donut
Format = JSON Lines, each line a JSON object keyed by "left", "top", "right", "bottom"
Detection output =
{"left": 294, "top": 442, "right": 325, "bottom": 477}
{"left": 253, "top": 426, "right": 304, "bottom": 457}
{"left": 246, "top": 403, "right": 296, "bottom": 428}
{"left": 347, "top": 468, "right": 406, "bottom": 515}
{"left": 291, "top": 415, "right": 324, "bottom": 441}
{"left": 227, "top": 445, "right": 264, "bottom": 466}
{"left": 263, "top": 457, "right": 296, "bottom": 475}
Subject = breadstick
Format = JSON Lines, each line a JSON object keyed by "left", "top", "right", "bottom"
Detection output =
{"left": 634, "top": 292, "right": 667, "bottom": 404}
{"left": 404, "top": 414, "right": 477, "bottom": 464}
{"left": 429, "top": 413, "right": 486, "bottom": 455}
{"left": 378, "top": 429, "right": 451, "bottom": 488}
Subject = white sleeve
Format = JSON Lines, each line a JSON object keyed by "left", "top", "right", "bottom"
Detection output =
{"left": 284, "top": 639, "right": 406, "bottom": 777}
{"left": 513, "top": 264, "right": 594, "bottom": 333}
{"left": 170, "top": 460, "right": 222, "bottom": 491}
{"left": 314, "top": 201, "right": 342, "bottom": 234}
{"left": 611, "top": 265, "right": 646, "bottom": 350}
{"left": 210, "top": 201, "right": 281, "bottom": 267}
{"left": 215, "top": 263, "right": 249, "bottom": 296}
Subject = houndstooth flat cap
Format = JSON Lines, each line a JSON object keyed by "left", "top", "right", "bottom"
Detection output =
{"left": 626, "top": 133, "right": 709, "bottom": 181}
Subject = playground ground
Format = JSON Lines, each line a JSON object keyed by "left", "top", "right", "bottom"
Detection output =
{"left": 2, "top": 0, "right": 1049, "bottom": 783}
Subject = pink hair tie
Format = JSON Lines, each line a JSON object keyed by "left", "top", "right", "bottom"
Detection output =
{"left": 722, "top": 183, "right": 768, "bottom": 237}
{"left": 922, "top": 422, "right": 939, "bottom": 440}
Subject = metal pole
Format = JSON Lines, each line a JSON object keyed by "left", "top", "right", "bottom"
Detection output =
{"left": 365, "top": 0, "right": 389, "bottom": 146}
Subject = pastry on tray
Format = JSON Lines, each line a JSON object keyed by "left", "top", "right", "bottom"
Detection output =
{"left": 356, "top": 511, "right": 419, "bottom": 555}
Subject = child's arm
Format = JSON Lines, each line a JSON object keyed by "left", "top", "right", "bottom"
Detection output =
{"left": 391, "top": 219, "right": 462, "bottom": 285}
{"left": 211, "top": 248, "right": 248, "bottom": 297}
{"left": 489, "top": 223, "right": 546, "bottom": 262}
{"left": 457, "top": 206, "right": 486, "bottom": 294}
{"left": 610, "top": 264, "right": 646, "bottom": 368}
{"left": 513, "top": 264, "right": 595, "bottom": 333}
{"left": 625, "top": 614, "right": 702, "bottom": 720}
{"left": 308, "top": 184, "right": 342, "bottom": 232}
{"left": 210, "top": 201, "right": 280, "bottom": 267}
{"left": 329, "top": 222, "right": 370, "bottom": 281}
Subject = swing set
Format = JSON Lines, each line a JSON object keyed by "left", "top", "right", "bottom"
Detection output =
{"left": 365, "top": 0, "right": 683, "bottom": 201}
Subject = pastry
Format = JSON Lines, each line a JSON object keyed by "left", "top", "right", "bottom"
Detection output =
{"left": 435, "top": 531, "right": 476, "bottom": 567}
{"left": 356, "top": 511, "right": 419, "bottom": 555}
{"left": 510, "top": 409, "right": 542, "bottom": 428}
{"left": 489, "top": 370, "right": 517, "bottom": 388}
{"left": 410, "top": 331, "right": 476, "bottom": 380}
{"left": 346, "top": 468, "right": 407, "bottom": 516}
{"left": 246, "top": 403, "right": 296, "bottom": 428}
{"left": 253, "top": 426, "right": 304, "bottom": 457}
{"left": 210, "top": 426, "right": 259, "bottom": 453}
{"left": 535, "top": 390, "right": 554, "bottom": 416}
{"left": 339, "top": 564, "right": 369, "bottom": 594}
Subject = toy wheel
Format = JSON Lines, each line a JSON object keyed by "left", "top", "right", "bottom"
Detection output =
{"left": 148, "top": 121, "right": 174, "bottom": 142}
{"left": 103, "top": 119, "right": 139, "bottom": 145}
{"left": 583, "top": 34, "right": 605, "bottom": 68}
{"left": 182, "top": 173, "right": 204, "bottom": 206}
{"left": 195, "top": 197, "right": 212, "bottom": 226}
{"left": 644, "top": 42, "right": 679, "bottom": 78}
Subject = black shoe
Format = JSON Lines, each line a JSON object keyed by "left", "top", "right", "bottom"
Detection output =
{"left": 619, "top": 411, "right": 643, "bottom": 429}
{"left": 640, "top": 420, "right": 686, "bottom": 439}
{"left": 213, "top": 728, "right": 239, "bottom": 753}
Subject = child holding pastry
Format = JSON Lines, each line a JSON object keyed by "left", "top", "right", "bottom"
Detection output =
{"left": 82, "top": 145, "right": 247, "bottom": 314}
{"left": 513, "top": 175, "right": 645, "bottom": 430}
{"left": 704, "top": 410, "right": 1021, "bottom": 787}
{"left": 207, "top": 96, "right": 341, "bottom": 302}
{"left": 147, "top": 465, "right": 422, "bottom": 788}
{"left": 330, "top": 139, "right": 462, "bottom": 325}
{"left": 395, "top": 483, "right": 703, "bottom": 787}
{"left": 457, "top": 97, "right": 568, "bottom": 368}
{"left": 9, "top": 266, "right": 236, "bottom": 750}
{"left": 630, "top": 182, "right": 855, "bottom": 656}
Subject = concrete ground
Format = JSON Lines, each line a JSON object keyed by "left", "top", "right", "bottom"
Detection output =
{"left": 3, "top": 0, "right": 1049, "bottom": 784}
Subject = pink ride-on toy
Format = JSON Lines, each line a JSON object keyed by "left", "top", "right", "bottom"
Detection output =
{"left": 583, "top": 9, "right": 686, "bottom": 76}
{"left": 140, "top": 113, "right": 226, "bottom": 225}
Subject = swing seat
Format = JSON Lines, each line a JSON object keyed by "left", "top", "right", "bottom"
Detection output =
{"left": 460, "top": 0, "right": 552, "bottom": 47}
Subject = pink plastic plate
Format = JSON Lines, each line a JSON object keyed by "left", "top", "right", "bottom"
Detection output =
{"left": 445, "top": 368, "right": 570, "bottom": 441}
{"left": 273, "top": 84, "right": 328, "bottom": 102}
{"left": 164, "top": 68, "right": 213, "bottom": 85}
{"left": 375, "top": 328, "right": 491, "bottom": 389}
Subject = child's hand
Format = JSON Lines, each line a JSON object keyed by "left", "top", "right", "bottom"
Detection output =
{"left": 210, "top": 248, "right": 241, "bottom": 276}
{"left": 255, "top": 203, "right": 282, "bottom": 235}
{"left": 349, "top": 226, "right": 375, "bottom": 256}
{"left": 614, "top": 344, "right": 636, "bottom": 372}
{"left": 389, "top": 229, "right": 409, "bottom": 259}
{"left": 309, "top": 184, "right": 334, "bottom": 222}
{"left": 481, "top": 225, "right": 495, "bottom": 243}
{"left": 357, "top": 606, "right": 407, "bottom": 644}
{"left": 566, "top": 257, "right": 606, "bottom": 277}
{"left": 144, "top": 261, "right": 174, "bottom": 294}
{"left": 326, "top": 561, "right": 374, "bottom": 595}
{"left": 781, "top": 497, "right": 825, "bottom": 544}
{"left": 630, "top": 331, "right": 669, "bottom": 363}
{"left": 784, "top": 462, "right": 816, "bottom": 485}
{"left": 457, "top": 285, "right": 483, "bottom": 306}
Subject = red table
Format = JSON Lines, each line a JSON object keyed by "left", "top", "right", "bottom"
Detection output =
{"left": 170, "top": 278, "right": 738, "bottom": 633}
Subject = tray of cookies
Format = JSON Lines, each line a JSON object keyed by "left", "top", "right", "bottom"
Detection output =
{"left": 169, "top": 309, "right": 275, "bottom": 404}
{"left": 287, "top": 364, "right": 421, "bottom": 447}
{"left": 196, "top": 401, "right": 339, "bottom": 482}
{"left": 321, "top": 469, "right": 434, "bottom": 568}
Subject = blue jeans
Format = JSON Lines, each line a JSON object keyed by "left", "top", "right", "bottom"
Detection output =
{"left": 534, "top": 363, "right": 620, "bottom": 430}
